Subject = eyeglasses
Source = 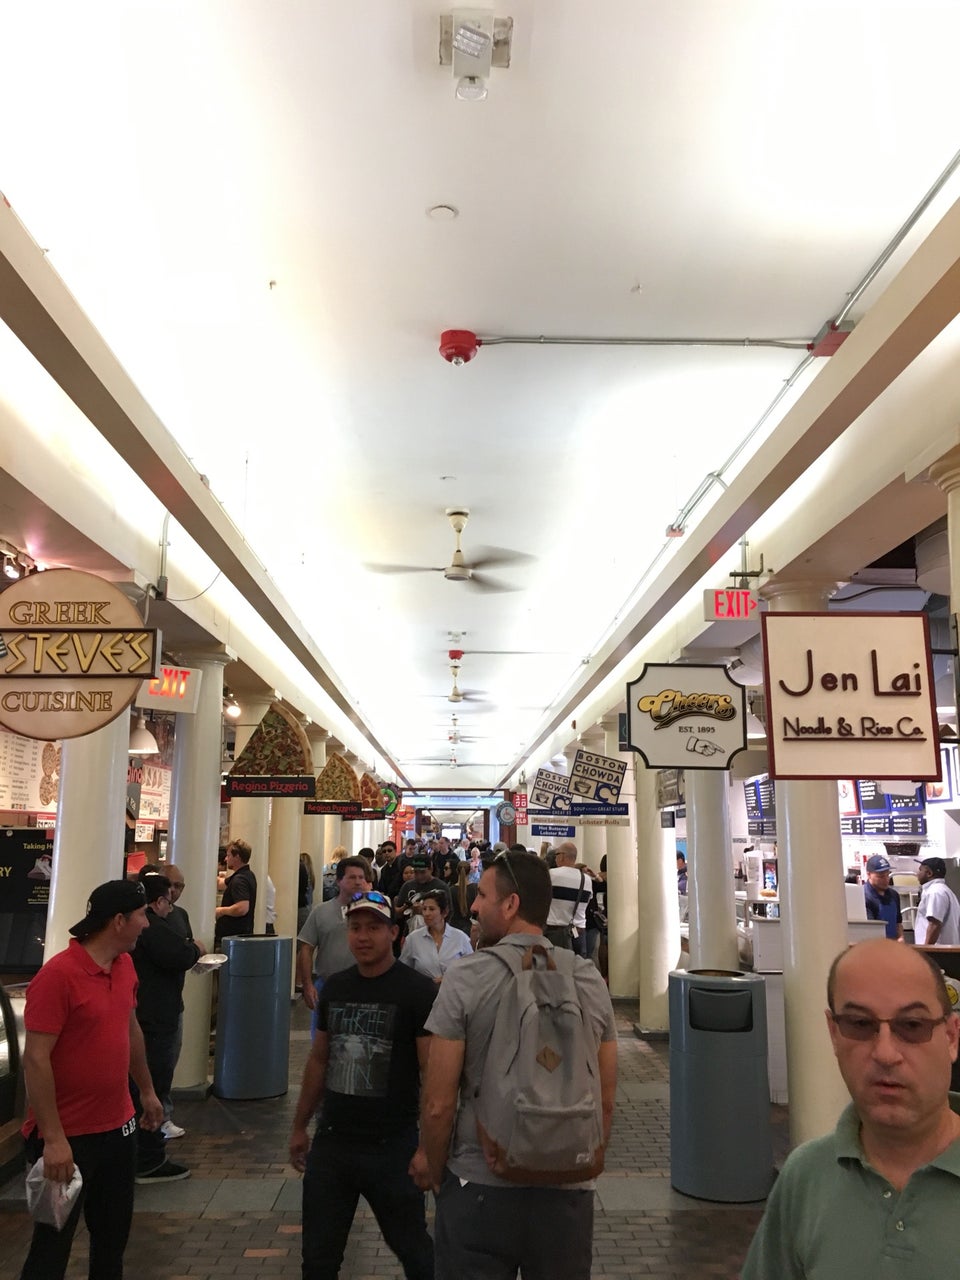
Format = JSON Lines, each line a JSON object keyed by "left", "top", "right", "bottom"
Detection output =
{"left": 494, "top": 851, "right": 521, "bottom": 897}
{"left": 349, "top": 891, "right": 391, "bottom": 907}
{"left": 830, "top": 1011, "right": 950, "bottom": 1044}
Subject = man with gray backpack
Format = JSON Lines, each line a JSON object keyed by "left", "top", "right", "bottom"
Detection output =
{"left": 410, "top": 851, "right": 617, "bottom": 1279}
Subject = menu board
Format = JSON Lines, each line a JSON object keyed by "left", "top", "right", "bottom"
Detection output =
{"left": 757, "top": 778, "right": 776, "bottom": 820}
{"left": 856, "top": 780, "right": 888, "bottom": 812}
{"left": 840, "top": 816, "right": 863, "bottom": 835}
{"left": 743, "top": 781, "right": 762, "bottom": 820}
{"left": 0, "top": 730, "right": 60, "bottom": 813}
{"left": 888, "top": 786, "right": 924, "bottom": 815}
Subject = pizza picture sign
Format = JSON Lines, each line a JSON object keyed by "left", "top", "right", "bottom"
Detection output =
{"left": 225, "top": 702, "right": 316, "bottom": 798}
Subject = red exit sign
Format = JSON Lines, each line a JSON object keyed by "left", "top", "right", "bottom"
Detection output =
{"left": 136, "top": 665, "right": 204, "bottom": 714}
{"left": 703, "top": 588, "right": 759, "bottom": 621}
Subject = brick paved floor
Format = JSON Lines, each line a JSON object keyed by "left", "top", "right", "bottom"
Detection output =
{"left": 0, "top": 1000, "right": 787, "bottom": 1277}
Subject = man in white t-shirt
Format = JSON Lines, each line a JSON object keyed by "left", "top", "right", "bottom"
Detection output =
{"left": 915, "top": 856, "right": 960, "bottom": 946}
{"left": 545, "top": 842, "right": 592, "bottom": 952}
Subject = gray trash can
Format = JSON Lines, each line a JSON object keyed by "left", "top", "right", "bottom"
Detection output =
{"left": 669, "top": 968, "right": 773, "bottom": 1202}
{"left": 213, "top": 936, "right": 292, "bottom": 1099}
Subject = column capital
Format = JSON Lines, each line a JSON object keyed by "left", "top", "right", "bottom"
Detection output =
{"left": 178, "top": 645, "right": 235, "bottom": 669}
{"left": 926, "top": 446, "right": 960, "bottom": 495}
{"left": 306, "top": 725, "right": 329, "bottom": 743}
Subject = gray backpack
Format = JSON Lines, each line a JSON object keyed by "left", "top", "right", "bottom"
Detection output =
{"left": 475, "top": 942, "right": 605, "bottom": 1184}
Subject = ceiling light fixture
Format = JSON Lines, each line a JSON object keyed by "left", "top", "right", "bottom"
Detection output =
{"left": 445, "top": 9, "right": 495, "bottom": 101}
{"left": 455, "top": 75, "right": 488, "bottom": 102}
{"left": 129, "top": 713, "right": 160, "bottom": 756}
{"left": 0, "top": 538, "right": 25, "bottom": 580}
{"left": 223, "top": 687, "right": 242, "bottom": 719}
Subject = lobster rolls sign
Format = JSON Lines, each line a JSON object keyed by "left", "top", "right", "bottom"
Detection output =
{"left": 761, "top": 612, "right": 939, "bottom": 781}
{"left": 0, "top": 569, "right": 159, "bottom": 740}
{"left": 626, "top": 664, "right": 747, "bottom": 770}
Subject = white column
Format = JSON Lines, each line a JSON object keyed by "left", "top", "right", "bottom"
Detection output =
{"left": 47, "top": 713, "right": 129, "bottom": 959}
{"left": 168, "top": 651, "right": 228, "bottom": 1090}
{"left": 268, "top": 797, "right": 301, "bottom": 993}
{"left": 635, "top": 757, "right": 680, "bottom": 1031}
{"left": 765, "top": 580, "right": 848, "bottom": 1144}
{"left": 303, "top": 727, "right": 327, "bottom": 868}
{"left": 685, "top": 770, "right": 739, "bottom": 970}
{"left": 323, "top": 814, "right": 343, "bottom": 862}
{"left": 928, "top": 450, "right": 960, "bottom": 604}
{"left": 603, "top": 717, "right": 640, "bottom": 998}
{"left": 228, "top": 694, "right": 272, "bottom": 934}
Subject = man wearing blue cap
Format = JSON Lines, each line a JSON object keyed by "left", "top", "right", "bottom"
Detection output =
{"left": 862, "top": 854, "right": 902, "bottom": 940}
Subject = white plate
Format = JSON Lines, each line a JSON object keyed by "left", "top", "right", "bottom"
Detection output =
{"left": 191, "top": 952, "right": 228, "bottom": 973}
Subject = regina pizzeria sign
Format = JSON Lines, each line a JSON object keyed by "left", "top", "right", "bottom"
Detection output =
{"left": 0, "top": 569, "right": 160, "bottom": 740}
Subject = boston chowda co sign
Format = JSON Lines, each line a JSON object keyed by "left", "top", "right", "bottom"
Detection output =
{"left": 625, "top": 663, "right": 747, "bottom": 770}
{"left": 761, "top": 612, "right": 939, "bottom": 780}
{"left": 0, "top": 569, "right": 160, "bottom": 740}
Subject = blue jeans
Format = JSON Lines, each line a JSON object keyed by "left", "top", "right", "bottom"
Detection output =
{"left": 132, "top": 1021, "right": 179, "bottom": 1172}
{"left": 20, "top": 1122, "right": 136, "bottom": 1280}
{"left": 302, "top": 1125, "right": 432, "bottom": 1280}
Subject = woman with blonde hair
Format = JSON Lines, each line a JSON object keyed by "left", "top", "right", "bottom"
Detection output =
{"left": 448, "top": 861, "right": 478, "bottom": 936}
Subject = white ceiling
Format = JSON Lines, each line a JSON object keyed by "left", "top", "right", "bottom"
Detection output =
{"left": 3, "top": 1, "right": 960, "bottom": 788}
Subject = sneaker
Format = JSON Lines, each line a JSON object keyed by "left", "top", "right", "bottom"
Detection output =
{"left": 135, "top": 1161, "right": 191, "bottom": 1184}
{"left": 161, "top": 1120, "right": 185, "bottom": 1139}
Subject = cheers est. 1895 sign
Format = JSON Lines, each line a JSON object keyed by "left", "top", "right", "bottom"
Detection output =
{"left": 0, "top": 569, "right": 160, "bottom": 740}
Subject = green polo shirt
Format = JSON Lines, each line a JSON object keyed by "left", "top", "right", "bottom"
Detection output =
{"left": 742, "top": 1095, "right": 960, "bottom": 1279}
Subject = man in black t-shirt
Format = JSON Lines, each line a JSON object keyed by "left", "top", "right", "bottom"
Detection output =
{"left": 214, "top": 839, "right": 257, "bottom": 946}
{"left": 289, "top": 891, "right": 436, "bottom": 1280}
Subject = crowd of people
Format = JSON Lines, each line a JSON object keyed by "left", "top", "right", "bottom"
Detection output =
{"left": 13, "top": 821, "right": 960, "bottom": 1280}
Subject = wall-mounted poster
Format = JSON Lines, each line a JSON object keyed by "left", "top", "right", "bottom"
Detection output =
{"left": 925, "top": 748, "right": 955, "bottom": 804}
{"left": 837, "top": 779, "right": 859, "bottom": 817}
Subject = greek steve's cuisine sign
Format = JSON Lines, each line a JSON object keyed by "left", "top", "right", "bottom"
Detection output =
{"left": 0, "top": 569, "right": 160, "bottom": 740}
{"left": 625, "top": 664, "right": 747, "bottom": 770}
{"left": 762, "top": 612, "right": 940, "bottom": 780}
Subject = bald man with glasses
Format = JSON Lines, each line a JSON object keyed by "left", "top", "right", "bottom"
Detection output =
{"left": 742, "top": 938, "right": 960, "bottom": 1278}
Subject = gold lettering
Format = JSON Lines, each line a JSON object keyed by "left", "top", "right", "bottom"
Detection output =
{"left": 3, "top": 633, "right": 26, "bottom": 672}
{"left": 9, "top": 602, "right": 32, "bottom": 624}
{"left": 99, "top": 634, "right": 125, "bottom": 672}
{"left": 91, "top": 602, "right": 109, "bottom": 624}
{"left": 126, "top": 632, "right": 152, "bottom": 673}
{"left": 55, "top": 602, "right": 73, "bottom": 623}
{"left": 34, "top": 603, "right": 50, "bottom": 624}
{"left": 71, "top": 632, "right": 102, "bottom": 673}
{"left": 43, "top": 632, "right": 71, "bottom": 673}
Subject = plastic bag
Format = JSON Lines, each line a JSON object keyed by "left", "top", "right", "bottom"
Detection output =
{"left": 25, "top": 1156, "right": 83, "bottom": 1229}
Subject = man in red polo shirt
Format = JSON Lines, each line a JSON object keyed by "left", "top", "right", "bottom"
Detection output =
{"left": 18, "top": 879, "right": 163, "bottom": 1280}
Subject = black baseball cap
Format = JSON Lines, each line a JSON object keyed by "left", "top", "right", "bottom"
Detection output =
{"left": 917, "top": 857, "right": 947, "bottom": 878}
{"left": 69, "top": 879, "right": 146, "bottom": 938}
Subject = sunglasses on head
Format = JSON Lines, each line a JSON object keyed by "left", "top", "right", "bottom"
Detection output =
{"left": 350, "top": 891, "right": 391, "bottom": 907}
{"left": 830, "top": 1011, "right": 949, "bottom": 1044}
{"left": 494, "top": 851, "right": 521, "bottom": 895}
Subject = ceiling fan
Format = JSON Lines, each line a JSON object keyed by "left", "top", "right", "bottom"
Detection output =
{"left": 366, "top": 509, "right": 532, "bottom": 592}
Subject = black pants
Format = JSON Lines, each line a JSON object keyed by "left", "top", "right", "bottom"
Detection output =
{"left": 131, "top": 1021, "right": 178, "bottom": 1172}
{"left": 434, "top": 1170, "right": 593, "bottom": 1280}
{"left": 543, "top": 925, "right": 572, "bottom": 951}
{"left": 20, "top": 1122, "right": 136, "bottom": 1280}
{"left": 301, "top": 1125, "right": 433, "bottom": 1280}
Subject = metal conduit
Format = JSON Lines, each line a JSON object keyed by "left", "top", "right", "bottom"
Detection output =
{"left": 479, "top": 335, "right": 809, "bottom": 350}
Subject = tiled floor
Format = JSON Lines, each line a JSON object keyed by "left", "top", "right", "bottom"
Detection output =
{"left": 0, "top": 1001, "right": 787, "bottom": 1277}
